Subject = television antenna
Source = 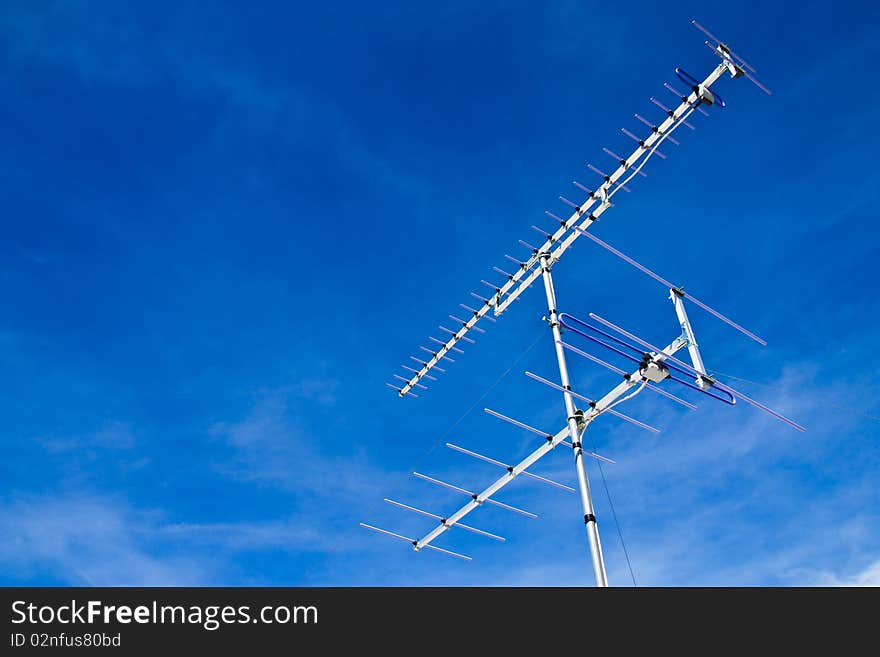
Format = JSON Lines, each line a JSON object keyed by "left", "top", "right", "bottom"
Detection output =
{"left": 364, "top": 20, "right": 802, "bottom": 586}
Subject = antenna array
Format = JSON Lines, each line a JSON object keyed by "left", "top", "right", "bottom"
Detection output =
{"left": 366, "top": 21, "right": 796, "bottom": 586}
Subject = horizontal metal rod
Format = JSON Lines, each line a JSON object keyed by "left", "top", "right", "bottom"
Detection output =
{"left": 692, "top": 19, "right": 757, "bottom": 73}
{"left": 650, "top": 97, "right": 696, "bottom": 129}
{"left": 446, "top": 442, "right": 508, "bottom": 469}
{"left": 385, "top": 382, "right": 418, "bottom": 397}
{"left": 620, "top": 127, "right": 642, "bottom": 144}
{"left": 439, "top": 325, "right": 475, "bottom": 344}
{"left": 589, "top": 313, "right": 805, "bottom": 432}
{"left": 414, "top": 425, "right": 570, "bottom": 550}
{"left": 575, "top": 228, "right": 767, "bottom": 345}
{"left": 561, "top": 312, "right": 732, "bottom": 408}
{"left": 410, "top": 356, "right": 445, "bottom": 372}
{"left": 708, "top": 378, "right": 805, "bottom": 431}
{"left": 572, "top": 180, "right": 594, "bottom": 195}
{"left": 545, "top": 210, "right": 566, "bottom": 225}
{"left": 588, "top": 163, "right": 608, "bottom": 178}
{"left": 484, "top": 408, "right": 552, "bottom": 439}
{"left": 429, "top": 336, "right": 464, "bottom": 354}
{"left": 523, "top": 371, "right": 659, "bottom": 434}
{"left": 674, "top": 87, "right": 710, "bottom": 116}
{"left": 587, "top": 451, "right": 616, "bottom": 465}
{"left": 413, "top": 472, "right": 538, "bottom": 518}
{"left": 603, "top": 147, "right": 648, "bottom": 177}
{"left": 603, "top": 407, "right": 659, "bottom": 434}
{"left": 587, "top": 164, "right": 630, "bottom": 192}
{"left": 420, "top": 345, "right": 454, "bottom": 363}
{"left": 666, "top": 369, "right": 736, "bottom": 405}
{"left": 634, "top": 113, "right": 681, "bottom": 145}
{"left": 460, "top": 303, "right": 496, "bottom": 322}
{"left": 644, "top": 382, "right": 698, "bottom": 410}
{"left": 559, "top": 439, "right": 617, "bottom": 464}
{"left": 663, "top": 82, "right": 710, "bottom": 117}
{"left": 359, "top": 523, "right": 472, "bottom": 561}
{"left": 450, "top": 314, "right": 486, "bottom": 333}
{"left": 394, "top": 374, "right": 427, "bottom": 389}
{"left": 702, "top": 40, "right": 771, "bottom": 95}
{"left": 421, "top": 543, "right": 472, "bottom": 560}
{"left": 383, "top": 499, "right": 505, "bottom": 542}
{"left": 559, "top": 340, "right": 627, "bottom": 375}
{"left": 684, "top": 292, "right": 768, "bottom": 346}
{"left": 589, "top": 313, "right": 711, "bottom": 380}
{"left": 557, "top": 339, "right": 695, "bottom": 410}
{"left": 446, "top": 443, "right": 574, "bottom": 492}
{"left": 622, "top": 125, "right": 675, "bottom": 152}
{"left": 577, "top": 228, "right": 676, "bottom": 286}
{"left": 402, "top": 365, "right": 437, "bottom": 381}
{"left": 740, "top": 65, "right": 772, "bottom": 96}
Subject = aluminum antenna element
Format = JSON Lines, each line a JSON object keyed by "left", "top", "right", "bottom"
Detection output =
{"left": 589, "top": 313, "right": 806, "bottom": 432}
{"left": 692, "top": 19, "right": 773, "bottom": 96}
{"left": 446, "top": 443, "right": 575, "bottom": 493}
{"left": 691, "top": 19, "right": 757, "bottom": 73}
{"left": 413, "top": 472, "right": 538, "bottom": 518}
{"left": 483, "top": 407, "right": 553, "bottom": 439}
{"left": 574, "top": 228, "right": 768, "bottom": 346}
{"left": 359, "top": 524, "right": 472, "bottom": 561}
{"left": 524, "top": 371, "right": 660, "bottom": 434}
{"left": 383, "top": 499, "right": 506, "bottom": 542}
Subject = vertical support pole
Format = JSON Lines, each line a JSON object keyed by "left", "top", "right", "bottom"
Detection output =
{"left": 670, "top": 288, "right": 708, "bottom": 386}
{"left": 539, "top": 253, "right": 608, "bottom": 587}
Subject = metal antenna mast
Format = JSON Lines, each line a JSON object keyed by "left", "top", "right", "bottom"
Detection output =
{"left": 365, "top": 20, "right": 802, "bottom": 586}
{"left": 540, "top": 252, "right": 607, "bottom": 585}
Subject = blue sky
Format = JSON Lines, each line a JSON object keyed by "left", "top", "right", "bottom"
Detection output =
{"left": 1, "top": 1, "right": 878, "bottom": 586}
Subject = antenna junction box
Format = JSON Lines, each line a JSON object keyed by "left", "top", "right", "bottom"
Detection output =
{"left": 698, "top": 86, "right": 716, "bottom": 105}
{"left": 640, "top": 361, "right": 670, "bottom": 383}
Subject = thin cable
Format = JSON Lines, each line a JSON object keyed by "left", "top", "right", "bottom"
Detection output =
{"left": 596, "top": 458, "right": 636, "bottom": 587}
{"left": 607, "top": 104, "right": 698, "bottom": 203}
{"left": 615, "top": 104, "right": 695, "bottom": 193}
{"left": 599, "top": 379, "right": 648, "bottom": 415}
{"left": 581, "top": 420, "right": 638, "bottom": 586}
{"left": 408, "top": 326, "right": 548, "bottom": 474}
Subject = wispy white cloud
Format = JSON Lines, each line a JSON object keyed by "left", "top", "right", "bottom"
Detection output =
{"left": 567, "top": 358, "right": 880, "bottom": 586}
{"left": 0, "top": 495, "right": 208, "bottom": 585}
{"left": 816, "top": 559, "right": 880, "bottom": 587}
{"left": 158, "top": 521, "right": 338, "bottom": 554}
{"left": 0, "top": 380, "right": 388, "bottom": 585}
{"left": 208, "top": 383, "right": 382, "bottom": 501}
{"left": 39, "top": 420, "right": 137, "bottom": 454}
{"left": 0, "top": 491, "right": 367, "bottom": 585}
